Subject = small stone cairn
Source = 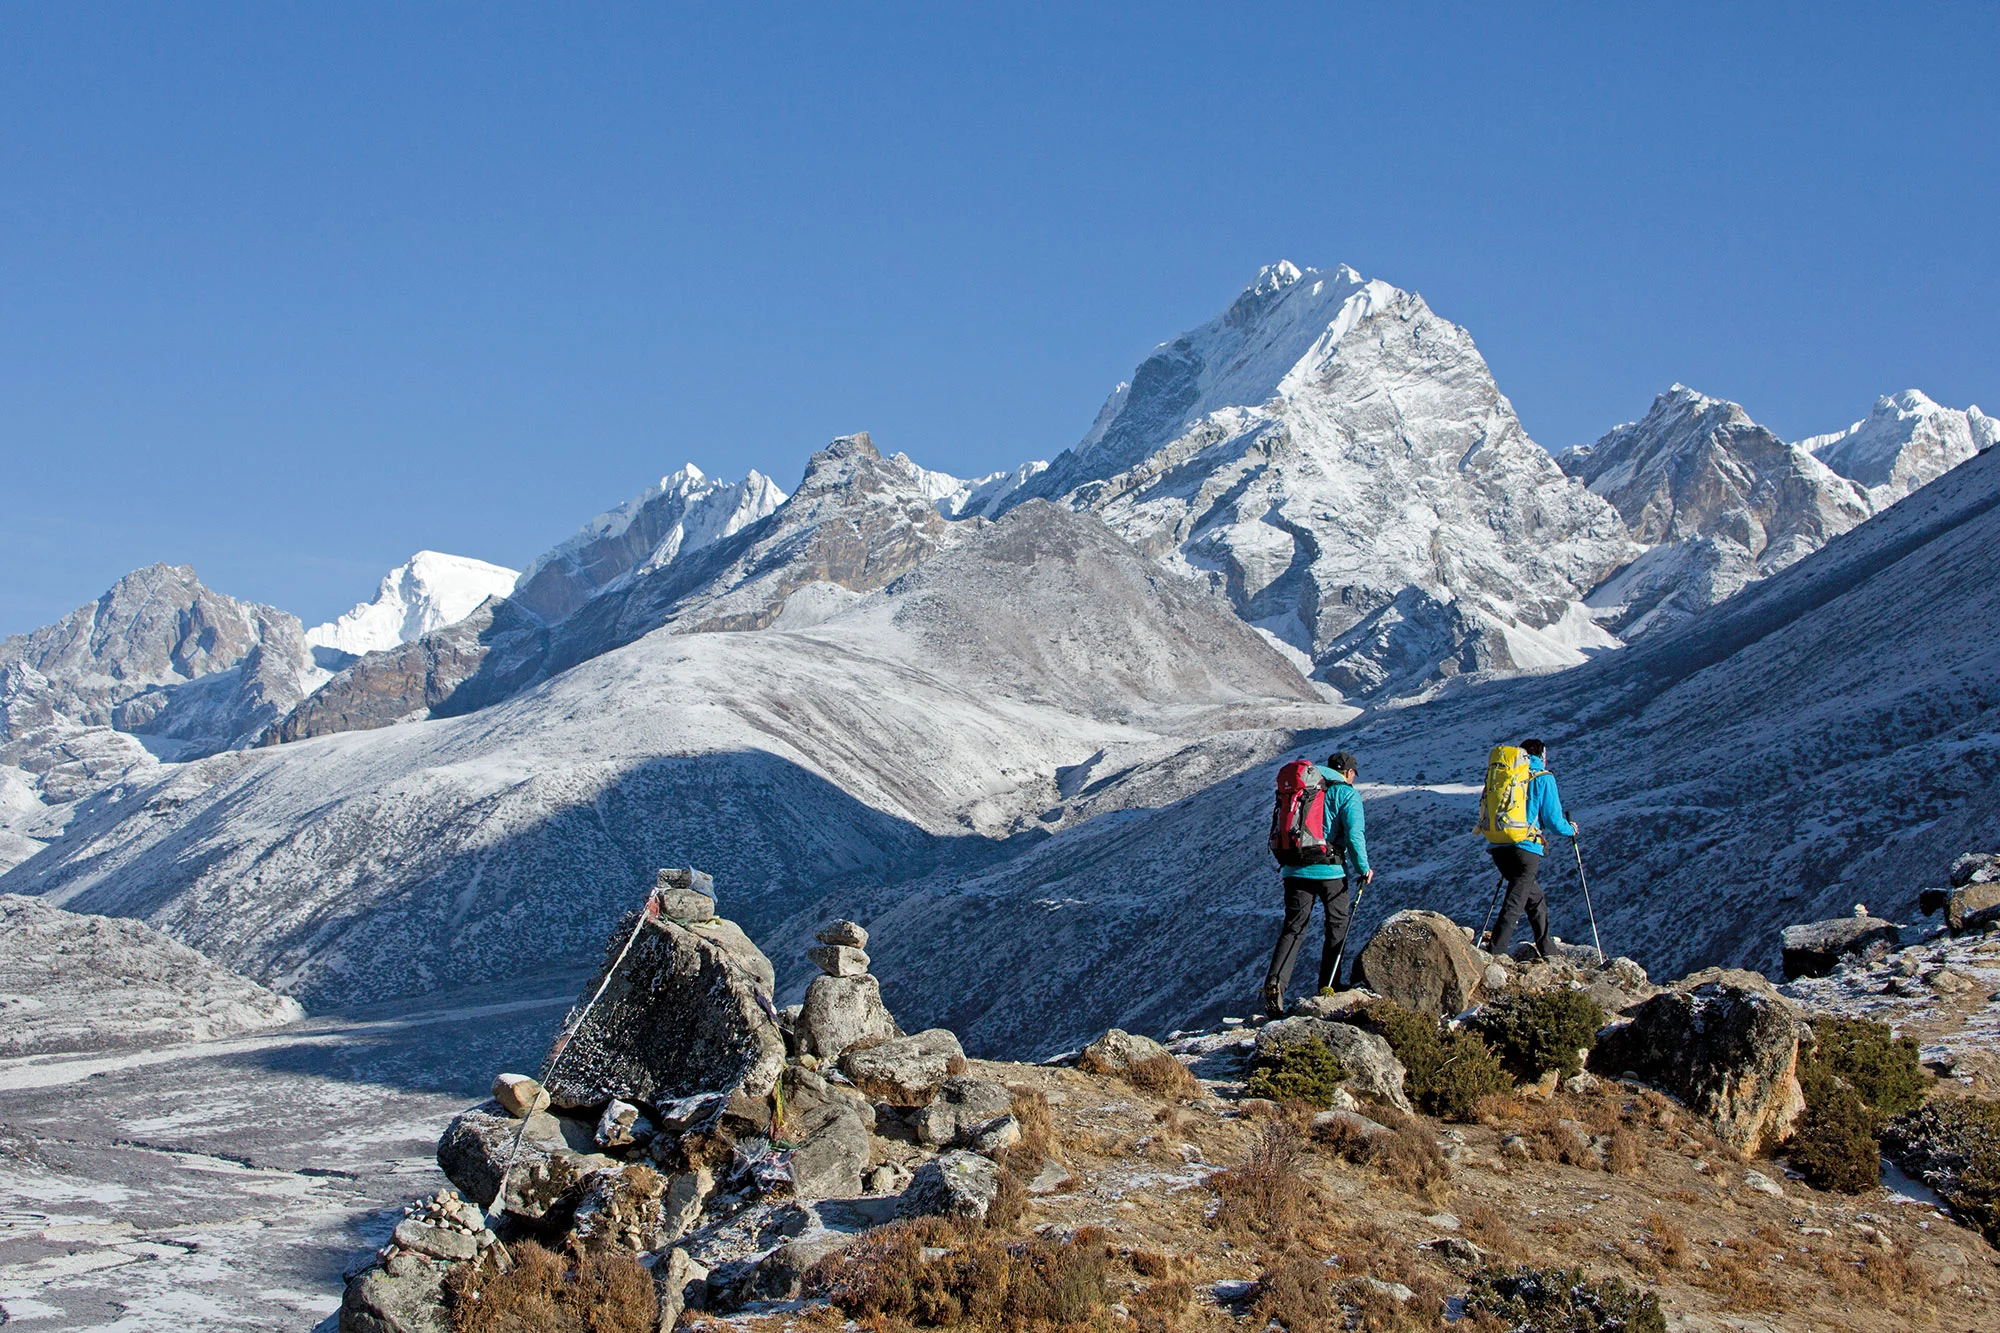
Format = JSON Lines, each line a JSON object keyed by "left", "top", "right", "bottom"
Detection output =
{"left": 337, "top": 872, "right": 1043, "bottom": 1332}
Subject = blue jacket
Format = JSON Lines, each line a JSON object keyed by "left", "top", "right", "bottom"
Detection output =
{"left": 1519, "top": 756, "right": 1575, "bottom": 855}
{"left": 1285, "top": 767, "right": 1369, "bottom": 881}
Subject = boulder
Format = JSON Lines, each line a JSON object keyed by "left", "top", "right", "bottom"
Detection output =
{"left": 1077, "top": 1028, "right": 1169, "bottom": 1074}
{"left": 1780, "top": 916, "right": 1901, "bottom": 978}
{"left": 339, "top": 1256, "right": 450, "bottom": 1333}
{"left": 817, "top": 920, "right": 869, "bottom": 947}
{"left": 840, "top": 1028, "right": 967, "bottom": 1107}
{"left": 1948, "top": 882, "right": 2000, "bottom": 932}
{"left": 491, "top": 1072, "right": 549, "bottom": 1117}
{"left": 1354, "top": 910, "right": 1484, "bottom": 1015}
{"left": 915, "top": 1075, "right": 1017, "bottom": 1147}
{"left": 436, "top": 1101, "right": 610, "bottom": 1217}
{"left": 391, "top": 1218, "right": 477, "bottom": 1263}
{"left": 1290, "top": 989, "right": 1372, "bottom": 1020}
{"left": 652, "top": 1247, "right": 709, "bottom": 1330}
{"left": 539, "top": 901, "right": 785, "bottom": 1112}
{"left": 1311, "top": 1108, "right": 1397, "bottom": 1144}
{"left": 807, "top": 944, "right": 870, "bottom": 977}
{"left": 796, "top": 973, "right": 902, "bottom": 1062}
{"left": 653, "top": 867, "right": 718, "bottom": 922}
{"left": 1589, "top": 970, "right": 1805, "bottom": 1155}
{"left": 1949, "top": 850, "right": 2000, "bottom": 888}
{"left": 1255, "top": 1016, "right": 1412, "bottom": 1114}
{"left": 970, "top": 1114, "right": 1022, "bottom": 1155}
{"left": 777, "top": 1068, "right": 873, "bottom": 1200}
{"left": 897, "top": 1149, "right": 1003, "bottom": 1222}
{"left": 750, "top": 1233, "right": 855, "bottom": 1301}
{"left": 659, "top": 1166, "right": 714, "bottom": 1242}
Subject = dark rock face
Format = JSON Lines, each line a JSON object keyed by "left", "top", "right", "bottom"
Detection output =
{"left": 1780, "top": 915, "right": 1902, "bottom": 978}
{"left": 1590, "top": 969, "right": 1804, "bottom": 1155}
{"left": 1354, "top": 910, "right": 1485, "bottom": 1016}
{"left": 435, "top": 1101, "right": 607, "bottom": 1216}
{"left": 540, "top": 910, "right": 784, "bottom": 1113}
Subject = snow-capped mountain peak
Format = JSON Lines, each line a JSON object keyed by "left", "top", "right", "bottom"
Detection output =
{"left": 1796, "top": 389, "right": 1996, "bottom": 505}
{"left": 304, "top": 551, "right": 520, "bottom": 659}
{"left": 509, "top": 465, "right": 787, "bottom": 623}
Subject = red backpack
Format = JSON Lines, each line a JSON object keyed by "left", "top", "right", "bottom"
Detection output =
{"left": 1269, "top": 760, "right": 1338, "bottom": 868}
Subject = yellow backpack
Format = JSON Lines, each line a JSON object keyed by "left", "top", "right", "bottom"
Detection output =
{"left": 1475, "top": 744, "right": 1539, "bottom": 845}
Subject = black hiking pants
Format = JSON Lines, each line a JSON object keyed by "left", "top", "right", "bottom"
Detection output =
{"left": 1265, "top": 875, "right": 1353, "bottom": 999}
{"left": 1488, "top": 846, "right": 1552, "bottom": 960}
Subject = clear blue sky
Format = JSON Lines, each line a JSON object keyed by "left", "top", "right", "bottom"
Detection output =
{"left": 3, "top": 3, "right": 1995, "bottom": 637}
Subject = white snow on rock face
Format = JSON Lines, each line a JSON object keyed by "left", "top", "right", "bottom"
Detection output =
{"left": 1004, "top": 261, "right": 1635, "bottom": 699}
{"left": 0, "top": 893, "right": 303, "bottom": 1055}
{"left": 305, "top": 551, "right": 521, "bottom": 659}
{"left": 5, "top": 501, "right": 1332, "bottom": 1011}
{"left": 1558, "top": 385, "right": 1873, "bottom": 637}
{"left": 900, "top": 455, "right": 1049, "bottom": 520}
{"left": 1797, "top": 389, "right": 1997, "bottom": 507}
{"left": 510, "top": 464, "right": 787, "bottom": 624}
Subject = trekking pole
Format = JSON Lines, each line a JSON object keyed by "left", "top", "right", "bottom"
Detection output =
{"left": 1572, "top": 833, "right": 1606, "bottom": 966}
{"left": 1475, "top": 875, "right": 1507, "bottom": 951}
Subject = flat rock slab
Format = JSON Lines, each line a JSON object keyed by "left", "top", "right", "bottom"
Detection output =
{"left": 1780, "top": 916, "right": 1901, "bottom": 978}
{"left": 541, "top": 911, "right": 784, "bottom": 1112}
{"left": 840, "top": 1028, "right": 966, "bottom": 1107}
{"left": 807, "top": 944, "right": 870, "bottom": 977}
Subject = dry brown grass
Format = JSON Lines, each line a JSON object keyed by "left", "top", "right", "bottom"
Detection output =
{"left": 1607, "top": 1126, "right": 1645, "bottom": 1176}
{"left": 1123, "top": 1053, "right": 1205, "bottom": 1101}
{"left": 1460, "top": 1204, "right": 1525, "bottom": 1261}
{"left": 804, "top": 1219, "right": 1110, "bottom": 1329}
{"left": 1209, "top": 1116, "right": 1323, "bottom": 1243}
{"left": 442, "top": 1239, "right": 656, "bottom": 1333}
{"left": 1250, "top": 1253, "right": 1344, "bottom": 1332}
{"left": 1311, "top": 1103, "right": 1450, "bottom": 1198}
{"left": 1640, "top": 1211, "right": 1689, "bottom": 1270}
{"left": 1127, "top": 1276, "right": 1197, "bottom": 1333}
{"left": 1127, "top": 1249, "right": 1183, "bottom": 1279}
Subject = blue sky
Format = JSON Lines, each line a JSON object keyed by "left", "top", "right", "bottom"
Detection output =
{"left": 3, "top": 3, "right": 1995, "bottom": 637}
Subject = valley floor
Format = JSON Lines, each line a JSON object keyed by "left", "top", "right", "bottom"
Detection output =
{"left": 0, "top": 979, "right": 585, "bottom": 1331}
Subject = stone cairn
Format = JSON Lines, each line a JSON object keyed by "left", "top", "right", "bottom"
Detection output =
{"left": 339, "top": 868, "right": 1057, "bottom": 1333}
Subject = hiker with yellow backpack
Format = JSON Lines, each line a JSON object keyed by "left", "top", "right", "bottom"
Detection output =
{"left": 1475, "top": 738, "right": 1576, "bottom": 962}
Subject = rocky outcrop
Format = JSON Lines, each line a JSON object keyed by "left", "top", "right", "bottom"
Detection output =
{"left": 1779, "top": 913, "right": 1901, "bottom": 979}
{"left": 1077, "top": 1029, "right": 1171, "bottom": 1074}
{"left": 1800, "top": 389, "right": 1996, "bottom": 508}
{"left": 339, "top": 1189, "right": 495, "bottom": 1333}
{"left": 1590, "top": 969, "right": 1805, "bottom": 1155}
{"left": 539, "top": 870, "right": 784, "bottom": 1113}
{"left": 1354, "top": 910, "right": 1486, "bottom": 1016}
{"left": 914, "top": 1075, "right": 1017, "bottom": 1149}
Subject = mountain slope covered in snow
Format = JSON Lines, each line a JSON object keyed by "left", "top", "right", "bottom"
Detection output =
{"left": 3, "top": 501, "right": 1329, "bottom": 1009}
{"left": 1004, "top": 262, "right": 1635, "bottom": 698}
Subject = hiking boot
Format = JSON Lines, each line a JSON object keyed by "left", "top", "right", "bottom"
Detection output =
{"left": 1261, "top": 980, "right": 1285, "bottom": 1019}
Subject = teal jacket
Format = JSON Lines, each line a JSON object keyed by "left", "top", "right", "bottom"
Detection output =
{"left": 1518, "top": 756, "right": 1575, "bottom": 856}
{"left": 1285, "top": 767, "right": 1369, "bottom": 880}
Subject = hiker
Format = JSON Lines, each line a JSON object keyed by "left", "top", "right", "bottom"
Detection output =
{"left": 1262, "top": 750, "right": 1371, "bottom": 1017}
{"left": 1480, "top": 738, "right": 1576, "bottom": 960}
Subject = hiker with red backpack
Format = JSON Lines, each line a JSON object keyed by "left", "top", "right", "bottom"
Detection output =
{"left": 1474, "top": 738, "right": 1576, "bottom": 961}
{"left": 1262, "top": 750, "right": 1371, "bottom": 1018}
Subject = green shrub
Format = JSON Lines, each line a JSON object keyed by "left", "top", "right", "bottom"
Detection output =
{"left": 1786, "top": 1015, "right": 1930, "bottom": 1194}
{"left": 1802, "top": 1016, "right": 1929, "bottom": 1119}
{"left": 1471, "top": 989, "right": 1607, "bottom": 1082}
{"left": 1464, "top": 1264, "right": 1665, "bottom": 1333}
{"left": 1355, "top": 999, "right": 1510, "bottom": 1122}
{"left": 1882, "top": 1097, "right": 2000, "bottom": 1246}
{"left": 1245, "top": 1037, "right": 1349, "bottom": 1108}
{"left": 1787, "top": 1079, "right": 1881, "bottom": 1192}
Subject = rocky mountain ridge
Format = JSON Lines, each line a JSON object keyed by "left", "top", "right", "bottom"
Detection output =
{"left": 1800, "top": 388, "right": 1997, "bottom": 508}
{"left": 1557, "top": 385, "right": 1874, "bottom": 636}
{"left": 305, "top": 550, "right": 521, "bottom": 665}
